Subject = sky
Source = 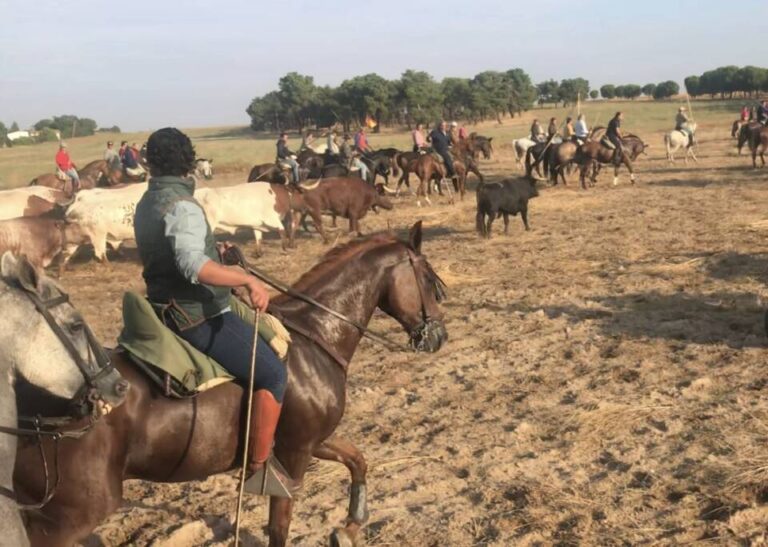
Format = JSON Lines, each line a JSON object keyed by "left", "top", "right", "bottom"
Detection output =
{"left": 1, "top": 0, "right": 764, "bottom": 131}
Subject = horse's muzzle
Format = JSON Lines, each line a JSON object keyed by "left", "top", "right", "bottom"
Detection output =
{"left": 409, "top": 319, "right": 448, "bottom": 353}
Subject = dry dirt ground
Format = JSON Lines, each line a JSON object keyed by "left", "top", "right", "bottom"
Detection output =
{"left": 56, "top": 127, "right": 768, "bottom": 545}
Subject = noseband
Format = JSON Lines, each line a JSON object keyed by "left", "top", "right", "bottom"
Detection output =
{"left": 405, "top": 248, "right": 447, "bottom": 352}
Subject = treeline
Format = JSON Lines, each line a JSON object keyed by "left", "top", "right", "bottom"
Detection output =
{"left": 246, "top": 69, "right": 540, "bottom": 132}
{"left": 598, "top": 81, "right": 680, "bottom": 100}
{"left": 684, "top": 66, "right": 768, "bottom": 98}
{"left": 33, "top": 115, "right": 99, "bottom": 138}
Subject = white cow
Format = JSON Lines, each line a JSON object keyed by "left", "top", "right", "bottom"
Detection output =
{"left": 65, "top": 183, "right": 147, "bottom": 261}
{"left": 195, "top": 183, "right": 289, "bottom": 255}
{"left": 0, "top": 187, "right": 70, "bottom": 221}
{"left": 193, "top": 158, "right": 214, "bottom": 180}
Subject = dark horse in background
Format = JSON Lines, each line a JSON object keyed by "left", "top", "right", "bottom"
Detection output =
{"left": 28, "top": 160, "right": 108, "bottom": 193}
{"left": 15, "top": 222, "right": 448, "bottom": 547}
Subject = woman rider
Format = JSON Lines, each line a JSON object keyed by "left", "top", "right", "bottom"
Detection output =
{"left": 134, "top": 128, "right": 292, "bottom": 496}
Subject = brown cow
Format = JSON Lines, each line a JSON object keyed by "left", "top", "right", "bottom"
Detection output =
{"left": 256, "top": 183, "right": 329, "bottom": 247}
{"left": 301, "top": 177, "right": 393, "bottom": 236}
{"left": 0, "top": 217, "right": 86, "bottom": 273}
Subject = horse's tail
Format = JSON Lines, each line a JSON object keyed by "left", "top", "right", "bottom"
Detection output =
{"left": 391, "top": 153, "right": 400, "bottom": 177}
{"left": 525, "top": 147, "right": 535, "bottom": 178}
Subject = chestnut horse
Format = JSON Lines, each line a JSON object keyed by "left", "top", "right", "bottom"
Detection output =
{"left": 28, "top": 160, "right": 108, "bottom": 193}
{"left": 410, "top": 152, "right": 483, "bottom": 205}
{"left": 574, "top": 140, "right": 636, "bottom": 189}
{"left": 15, "top": 223, "right": 448, "bottom": 547}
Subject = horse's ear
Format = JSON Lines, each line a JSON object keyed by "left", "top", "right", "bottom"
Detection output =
{"left": 408, "top": 221, "right": 423, "bottom": 254}
{"left": 16, "top": 255, "right": 41, "bottom": 294}
{"left": 488, "top": 137, "right": 493, "bottom": 143}
{"left": 209, "top": 159, "right": 214, "bottom": 165}
{"left": 0, "top": 251, "right": 18, "bottom": 280}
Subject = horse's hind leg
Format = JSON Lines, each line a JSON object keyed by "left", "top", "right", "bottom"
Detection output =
{"left": 313, "top": 436, "right": 369, "bottom": 546}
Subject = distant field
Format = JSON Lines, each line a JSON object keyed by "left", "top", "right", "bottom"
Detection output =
{"left": 0, "top": 99, "right": 743, "bottom": 189}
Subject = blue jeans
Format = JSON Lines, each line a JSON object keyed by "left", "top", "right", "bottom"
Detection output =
{"left": 353, "top": 159, "right": 370, "bottom": 182}
{"left": 174, "top": 312, "right": 287, "bottom": 402}
{"left": 283, "top": 158, "right": 299, "bottom": 183}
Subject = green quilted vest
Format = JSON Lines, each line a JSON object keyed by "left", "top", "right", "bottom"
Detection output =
{"left": 134, "top": 176, "right": 230, "bottom": 330}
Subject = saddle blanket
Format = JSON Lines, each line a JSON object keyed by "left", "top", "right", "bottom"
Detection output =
{"left": 600, "top": 137, "right": 616, "bottom": 150}
{"left": 118, "top": 292, "right": 290, "bottom": 394}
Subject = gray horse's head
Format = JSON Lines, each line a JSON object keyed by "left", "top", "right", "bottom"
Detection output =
{"left": 0, "top": 252, "right": 128, "bottom": 412}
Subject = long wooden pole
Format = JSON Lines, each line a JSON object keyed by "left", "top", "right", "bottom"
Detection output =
{"left": 234, "top": 309, "right": 261, "bottom": 546}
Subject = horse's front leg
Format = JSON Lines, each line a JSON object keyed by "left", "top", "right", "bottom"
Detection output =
{"left": 267, "top": 449, "right": 311, "bottom": 547}
{"left": 313, "top": 436, "right": 369, "bottom": 546}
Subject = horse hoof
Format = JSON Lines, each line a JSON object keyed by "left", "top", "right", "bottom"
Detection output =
{"left": 330, "top": 528, "right": 355, "bottom": 547}
{"left": 612, "top": 177, "right": 618, "bottom": 186}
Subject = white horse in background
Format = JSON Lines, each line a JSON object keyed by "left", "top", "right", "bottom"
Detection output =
{"left": 0, "top": 252, "right": 128, "bottom": 547}
{"left": 513, "top": 137, "right": 536, "bottom": 168}
{"left": 664, "top": 123, "right": 698, "bottom": 163}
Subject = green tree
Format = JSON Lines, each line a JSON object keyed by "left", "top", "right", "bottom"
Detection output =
{"left": 0, "top": 121, "right": 7, "bottom": 147}
{"left": 470, "top": 71, "right": 509, "bottom": 122}
{"left": 589, "top": 90, "right": 599, "bottom": 99}
{"left": 622, "top": 84, "right": 642, "bottom": 99}
{"left": 277, "top": 72, "right": 317, "bottom": 130}
{"left": 337, "top": 73, "right": 393, "bottom": 132}
{"left": 398, "top": 69, "right": 443, "bottom": 127}
{"left": 10, "top": 121, "right": 19, "bottom": 132}
{"left": 734, "top": 66, "right": 767, "bottom": 97}
{"left": 653, "top": 80, "right": 680, "bottom": 99}
{"left": 600, "top": 84, "right": 616, "bottom": 99}
{"left": 34, "top": 119, "right": 53, "bottom": 131}
{"left": 682, "top": 76, "right": 699, "bottom": 97}
{"left": 614, "top": 85, "right": 626, "bottom": 99}
{"left": 246, "top": 91, "right": 284, "bottom": 131}
{"left": 537, "top": 79, "right": 559, "bottom": 106}
{"left": 504, "top": 68, "right": 537, "bottom": 115}
{"left": 441, "top": 77, "right": 472, "bottom": 121}
{"left": 557, "top": 78, "right": 589, "bottom": 107}
{"left": 642, "top": 83, "right": 657, "bottom": 97}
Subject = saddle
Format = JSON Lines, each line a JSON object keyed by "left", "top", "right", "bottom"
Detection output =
{"left": 600, "top": 137, "right": 616, "bottom": 150}
{"left": 430, "top": 152, "right": 445, "bottom": 165}
{"left": 118, "top": 292, "right": 290, "bottom": 398}
{"left": 55, "top": 167, "right": 67, "bottom": 181}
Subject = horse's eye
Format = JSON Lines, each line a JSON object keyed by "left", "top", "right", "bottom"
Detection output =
{"left": 70, "top": 320, "right": 85, "bottom": 333}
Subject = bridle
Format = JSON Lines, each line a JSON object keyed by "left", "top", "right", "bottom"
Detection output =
{"left": 0, "top": 282, "right": 116, "bottom": 509}
{"left": 223, "top": 245, "right": 446, "bottom": 370}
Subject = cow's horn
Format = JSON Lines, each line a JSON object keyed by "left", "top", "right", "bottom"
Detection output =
{"left": 300, "top": 178, "right": 321, "bottom": 190}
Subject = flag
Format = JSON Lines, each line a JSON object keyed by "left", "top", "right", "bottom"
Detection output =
{"left": 365, "top": 115, "right": 377, "bottom": 129}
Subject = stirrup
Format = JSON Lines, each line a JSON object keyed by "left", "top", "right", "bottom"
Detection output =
{"left": 244, "top": 455, "right": 294, "bottom": 498}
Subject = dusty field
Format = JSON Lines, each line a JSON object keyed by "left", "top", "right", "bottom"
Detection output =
{"left": 43, "top": 117, "right": 768, "bottom": 545}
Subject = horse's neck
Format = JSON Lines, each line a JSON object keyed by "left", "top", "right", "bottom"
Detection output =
{"left": 287, "top": 254, "right": 391, "bottom": 362}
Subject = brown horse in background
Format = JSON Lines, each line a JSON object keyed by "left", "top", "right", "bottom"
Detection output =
{"left": 411, "top": 152, "right": 483, "bottom": 205}
{"left": 740, "top": 124, "right": 768, "bottom": 168}
{"left": 15, "top": 223, "right": 448, "bottom": 547}
{"left": 574, "top": 140, "right": 636, "bottom": 189}
{"left": 28, "top": 160, "right": 108, "bottom": 193}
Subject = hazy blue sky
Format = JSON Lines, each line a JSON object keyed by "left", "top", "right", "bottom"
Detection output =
{"left": 1, "top": 0, "right": 764, "bottom": 131}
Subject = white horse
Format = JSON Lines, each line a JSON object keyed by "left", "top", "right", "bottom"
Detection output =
{"left": 664, "top": 123, "right": 698, "bottom": 163}
{"left": 0, "top": 252, "right": 128, "bottom": 547}
{"left": 512, "top": 138, "right": 536, "bottom": 168}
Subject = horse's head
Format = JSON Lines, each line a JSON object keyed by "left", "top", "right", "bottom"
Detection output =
{"left": 0, "top": 252, "right": 128, "bottom": 416}
{"left": 479, "top": 138, "right": 493, "bottom": 159}
{"left": 378, "top": 222, "right": 448, "bottom": 352}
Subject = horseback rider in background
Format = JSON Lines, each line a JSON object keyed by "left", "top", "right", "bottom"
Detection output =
{"left": 530, "top": 118, "right": 545, "bottom": 142}
{"left": 134, "top": 127, "right": 294, "bottom": 497}
{"left": 428, "top": 120, "right": 457, "bottom": 184}
{"left": 574, "top": 114, "right": 589, "bottom": 144}
{"left": 340, "top": 133, "right": 370, "bottom": 182}
{"left": 412, "top": 122, "right": 429, "bottom": 153}
{"left": 55, "top": 142, "right": 80, "bottom": 192}
{"left": 757, "top": 99, "right": 768, "bottom": 126}
{"left": 276, "top": 132, "right": 300, "bottom": 184}
{"left": 606, "top": 112, "right": 625, "bottom": 165}
{"left": 675, "top": 107, "right": 694, "bottom": 146}
{"left": 563, "top": 117, "right": 575, "bottom": 141}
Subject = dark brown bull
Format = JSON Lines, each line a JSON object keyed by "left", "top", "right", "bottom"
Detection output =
{"left": 300, "top": 177, "right": 393, "bottom": 235}
{"left": 0, "top": 217, "right": 85, "bottom": 273}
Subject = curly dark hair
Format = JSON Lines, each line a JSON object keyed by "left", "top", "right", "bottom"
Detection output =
{"left": 146, "top": 127, "right": 196, "bottom": 177}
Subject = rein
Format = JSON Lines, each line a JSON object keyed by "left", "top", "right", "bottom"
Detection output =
{"left": 223, "top": 246, "right": 432, "bottom": 365}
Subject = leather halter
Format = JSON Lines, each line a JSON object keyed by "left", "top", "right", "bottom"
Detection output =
{"left": 0, "top": 285, "right": 115, "bottom": 434}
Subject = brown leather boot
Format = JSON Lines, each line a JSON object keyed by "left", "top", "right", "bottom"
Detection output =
{"left": 243, "top": 390, "right": 296, "bottom": 498}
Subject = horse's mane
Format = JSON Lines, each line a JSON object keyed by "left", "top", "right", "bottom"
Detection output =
{"left": 288, "top": 233, "right": 402, "bottom": 293}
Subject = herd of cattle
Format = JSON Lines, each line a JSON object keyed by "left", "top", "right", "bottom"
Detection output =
{"left": 10, "top": 121, "right": 725, "bottom": 272}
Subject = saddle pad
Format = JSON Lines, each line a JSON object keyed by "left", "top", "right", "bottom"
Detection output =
{"left": 430, "top": 152, "right": 445, "bottom": 164}
{"left": 118, "top": 293, "right": 291, "bottom": 394}
{"left": 600, "top": 137, "right": 616, "bottom": 149}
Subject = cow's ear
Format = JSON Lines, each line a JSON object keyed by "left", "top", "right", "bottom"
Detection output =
{"left": 408, "top": 221, "right": 423, "bottom": 254}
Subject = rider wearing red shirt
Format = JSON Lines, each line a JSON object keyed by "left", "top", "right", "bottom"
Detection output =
{"left": 55, "top": 143, "right": 80, "bottom": 191}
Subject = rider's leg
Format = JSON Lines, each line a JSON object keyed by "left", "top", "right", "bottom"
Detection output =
{"left": 289, "top": 159, "right": 300, "bottom": 183}
{"left": 172, "top": 312, "right": 293, "bottom": 492}
{"left": 67, "top": 168, "right": 80, "bottom": 192}
{"left": 442, "top": 152, "right": 456, "bottom": 179}
{"left": 357, "top": 160, "right": 370, "bottom": 183}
